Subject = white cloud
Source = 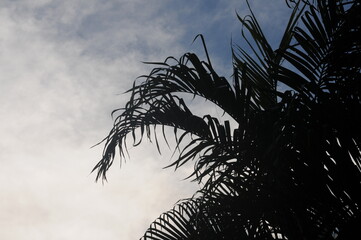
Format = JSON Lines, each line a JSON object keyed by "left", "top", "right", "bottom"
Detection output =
{"left": 0, "top": 1, "right": 198, "bottom": 239}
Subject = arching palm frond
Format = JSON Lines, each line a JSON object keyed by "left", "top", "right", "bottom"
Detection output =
{"left": 140, "top": 198, "right": 201, "bottom": 240}
{"left": 135, "top": 53, "right": 240, "bottom": 121}
{"left": 141, "top": 180, "right": 289, "bottom": 240}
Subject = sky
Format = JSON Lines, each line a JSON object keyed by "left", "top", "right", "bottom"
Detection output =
{"left": 0, "top": 1, "right": 292, "bottom": 239}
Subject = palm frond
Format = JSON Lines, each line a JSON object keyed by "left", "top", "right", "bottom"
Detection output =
{"left": 93, "top": 94, "right": 211, "bottom": 181}
{"left": 232, "top": 0, "right": 305, "bottom": 110}
{"left": 137, "top": 52, "right": 240, "bottom": 122}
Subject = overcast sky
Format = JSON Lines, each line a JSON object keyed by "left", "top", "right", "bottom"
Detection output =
{"left": 0, "top": 1, "right": 291, "bottom": 239}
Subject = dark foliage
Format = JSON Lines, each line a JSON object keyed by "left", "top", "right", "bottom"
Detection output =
{"left": 94, "top": 0, "right": 361, "bottom": 239}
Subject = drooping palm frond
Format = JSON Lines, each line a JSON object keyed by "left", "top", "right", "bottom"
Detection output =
{"left": 92, "top": 93, "right": 213, "bottom": 181}
{"left": 93, "top": 45, "right": 259, "bottom": 183}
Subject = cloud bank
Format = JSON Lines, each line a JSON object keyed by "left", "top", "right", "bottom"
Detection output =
{"left": 0, "top": 0, "right": 291, "bottom": 239}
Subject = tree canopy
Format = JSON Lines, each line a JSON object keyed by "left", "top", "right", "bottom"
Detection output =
{"left": 94, "top": 0, "right": 361, "bottom": 239}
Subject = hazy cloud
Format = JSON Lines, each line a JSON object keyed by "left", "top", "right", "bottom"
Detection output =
{"left": 0, "top": 1, "right": 290, "bottom": 239}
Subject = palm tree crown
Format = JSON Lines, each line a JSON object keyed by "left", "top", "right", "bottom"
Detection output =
{"left": 94, "top": 0, "right": 361, "bottom": 239}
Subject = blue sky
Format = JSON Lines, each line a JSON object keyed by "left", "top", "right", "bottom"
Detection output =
{"left": 0, "top": 1, "right": 291, "bottom": 239}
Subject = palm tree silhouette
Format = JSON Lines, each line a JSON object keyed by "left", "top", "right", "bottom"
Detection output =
{"left": 94, "top": 0, "right": 361, "bottom": 239}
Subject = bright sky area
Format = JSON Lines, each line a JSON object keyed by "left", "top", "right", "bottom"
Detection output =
{"left": 0, "top": 0, "right": 292, "bottom": 239}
